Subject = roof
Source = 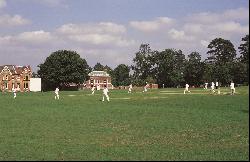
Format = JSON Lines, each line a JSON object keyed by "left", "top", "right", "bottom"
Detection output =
{"left": 88, "top": 71, "right": 110, "bottom": 77}
{"left": 0, "top": 65, "right": 31, "bottom": 74}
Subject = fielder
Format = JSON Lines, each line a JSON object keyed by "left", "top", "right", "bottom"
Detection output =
{"left": 13, "top": 87, "right": 17, "bottom": 99}
{"left": 91, "top": 86, "right": 96, "bottom": 95}
{"left": 230, "top": 81, "right": 236, "bottom": 95}
{"left": 184, "top": 83, "right": 191, "bottom": 94}
{"left": 102, "top": 86, "right": 110, "bottom": 102}
{"left": 215, "top": 81, "right": 219, "bottom": 89}
{"left": 128, "top": 84, "right": 132, "bottom": 93}
{"left": 55, "top": 87, "right": 60, "bottom": 100}
{"left": 204, "top": 82, "right": 208, "bottom": 89}
{"left": 211, "top": 82, "right": 215, "bottom": 93}
{"left": 143, "top": 82, "right": 148, "bottom": 92}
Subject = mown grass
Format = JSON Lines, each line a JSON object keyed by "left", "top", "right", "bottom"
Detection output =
{"left": 0, "top": 86, "right": 248, "bottom": 160}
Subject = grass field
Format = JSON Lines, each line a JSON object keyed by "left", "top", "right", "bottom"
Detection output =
{"left": 0, "top": 86, "right": 249, "bottom": 160}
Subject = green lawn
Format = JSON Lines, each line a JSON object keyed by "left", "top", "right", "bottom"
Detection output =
{"left": 0, "top": 86, "right": 249, "bottom": 160}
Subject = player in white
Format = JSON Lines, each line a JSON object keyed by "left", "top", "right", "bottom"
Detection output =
{"left": 143, "top": 82, "right": 148, "bottom": 92}
{"left": 13, "top": 87, "right": 17, "bottom": 99}
{"left": 230, "top": 81, "right": 235, "bottom": 95}
{"left": 102, "top": 86, "right": 110, "bottom": 102}
{"left": 215, "top": 81, "right": 219, "bottom": 89}
{"left": 128, "top": 84, "right": 132, "bottom": 93}
{"left": 184, "top": 83, "right": 191, "bottom": 94}
{"left": 204, "top": 82, "right": 208, "bottom": 89}
{"left": 91, "top": 86, "right": 96, "bottom": 95}
{"left": 211, "top": 82, "right": 215, "bottom": 93}
{"left": 55, "top": 87, "right": 60, "bottom": 100}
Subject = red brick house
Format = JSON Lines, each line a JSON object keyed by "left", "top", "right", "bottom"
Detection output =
{"left": 85, "top": 71, "right": 113, "bottom": 89}
{"left": 0, "top": 65, "right": 32, "bottom": 92}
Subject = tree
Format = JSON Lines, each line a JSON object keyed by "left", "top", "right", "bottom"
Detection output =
{"left": 238, "top": 34, "right": 249, "bottom": 84}
{"left": 152, "top": 49, "right": 175, "bottom": 87}
{"left": 172, "top": 49, "right": 186, "bottom": 87}
{"left": 131, "top": 43, "right": 155, "bottom": 86}
{"left": 113, "top": 64, "right": 130, "bottom": 86}
{"left": 184, "top": 52, "right": 204, "bottom": 86}
{"left": 207, "top": 38, "right": 236, "bottom": 64}
{"left": 238, "top": 34, "right": 249, "bottom": 64}
{"left": 38, "top": 50, "right": 90, "bottom": 91}
{"left": 93, "top": 62, "right": 105, "bottom": 71}
{"left": 206, "top": 38, "right": 237, "bottom": 85}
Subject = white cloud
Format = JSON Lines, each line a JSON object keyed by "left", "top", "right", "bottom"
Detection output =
{"left": 223, "top": 7, "right": 249, "bottom": 21}
{"left": 57, "top": 22, "right": 126, "bottom": 35}
{"left": 200, "top": 40, "right": 209, "bottom": 48}
{"left": 129, "top": 17, "right": 174, "bottom": 32}
{"left": 36, "top": 0, "right": 68, "bottom": 8}
{"left": 56, "top": 22, "right": 134, "bottom": 47}
{"left": 186, "top": 7, "right": 249, "bottom": 24}
{"left": 168, "top": 28, "right": 195, "bottom": 41}
{"left": 0, "top": 14, "right": 31, "bottom": 27}
{"left": 17, "top": 30, "right": 54, "bottom": 43}
{"left": 0, "top": 0, "right": 6, "bottom": 8}
{"left": 210, "top": 21, "right": 249, "bottom": 34}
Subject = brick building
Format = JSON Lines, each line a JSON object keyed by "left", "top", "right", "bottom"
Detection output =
{"left": 0, "top": 65, "right": 32, "bottom": 92}
{"left": 85, "top": 71, "right": 113, "bottom": 89}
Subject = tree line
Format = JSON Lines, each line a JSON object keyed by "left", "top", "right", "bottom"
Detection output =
{"left": 37, "top": 35, "right": 249, "bottom": 90}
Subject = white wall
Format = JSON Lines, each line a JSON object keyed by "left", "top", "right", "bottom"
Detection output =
{"left": 30, "top": 78, "right": 41, "bottom": 92}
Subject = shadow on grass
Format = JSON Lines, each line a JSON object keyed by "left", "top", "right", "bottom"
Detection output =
{"left": 241, "top": 110, "right": 249, "bottom": 113}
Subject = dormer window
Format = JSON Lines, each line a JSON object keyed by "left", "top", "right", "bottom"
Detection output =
{"left": 24, "top": 75, "right": 29, "bottom": 81}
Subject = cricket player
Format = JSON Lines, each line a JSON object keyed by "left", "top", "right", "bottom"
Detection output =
{"left": 55, "top": 87, "right": 60, "bottom": 100}
{"left": 230, "top": 81, "right": 235, "bottom": 95}
{"left": 13, "top": 87, "right": 17, "bottom": 99}
{"left": 102, "top": 86, "right": 110, "bottom": 102}
{"left": 143, "top": 82, "right": 148, "bottom": 92}
{"left": 215, "top": 81, "right": 219, "bottom": 89}
{"left": 211, "top": 82, "right": 215, "bottom": 93}
{"left": 204, "top": 82, "right": 208, "bottom": 89}
{"left": 128, "top": 84, "right": 132, "bottom": 93}
{"left": 184, "top": 83, "right": 191, "bottom": 94}
{"left": 91, "top": 86, "right": 96, "bottom": 95}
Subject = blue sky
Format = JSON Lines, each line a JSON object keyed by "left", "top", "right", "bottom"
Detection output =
{"left": 0, "top": 0, "right": 249, "bottom": 72}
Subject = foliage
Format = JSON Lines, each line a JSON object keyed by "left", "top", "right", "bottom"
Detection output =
{"left": 93, "top": 62, "right": 105, "bottom": 71}
{"left": 131, "top": 44, "right": 155, "bottom": 86}
{"left": 112, "top": 64, "right": 130, "bottom": 86}
{"left": 206, "top": 38, "right": 236, "bottom": 64}
{"left": 184, "top": 52, "right": 205, "bottom": 86}
{"left": 37, "top": 50, "right": 90, "bottom": 91}
{"left": 238, "top": 34, "right": 249, "bottom": 64}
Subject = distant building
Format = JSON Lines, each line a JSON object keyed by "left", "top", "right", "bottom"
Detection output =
{"left": 0, "top": 65, "right": 32, "bottom": 92}
{"left": 85, "top": 71, "right": 112, "bottom": 89}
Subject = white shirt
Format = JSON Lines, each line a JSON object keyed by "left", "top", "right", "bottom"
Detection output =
{"left": 185, "top": 84, "right": 189, "bottom": 89}
{"left": 55, "top": 88, "right": 59, "bottom": 94}
{"left": 216, "top": 82, "right": 219, "bottom": 86}
{"left": 103, "top": 88, "right": 109, "bottom": 95}
{"left": 230, "top": 83, "right": 235, "bottom": 89}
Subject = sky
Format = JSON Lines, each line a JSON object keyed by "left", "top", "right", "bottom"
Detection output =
{"left": 0, "top": 0, "right": 249, "bottom": 72}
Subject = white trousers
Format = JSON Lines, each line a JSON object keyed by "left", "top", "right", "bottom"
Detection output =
{"left": 102, "top": 93, "right": 109, "bottom": 101}
{"left": 55, "top": 93, "right": 59, "bottom": 99}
